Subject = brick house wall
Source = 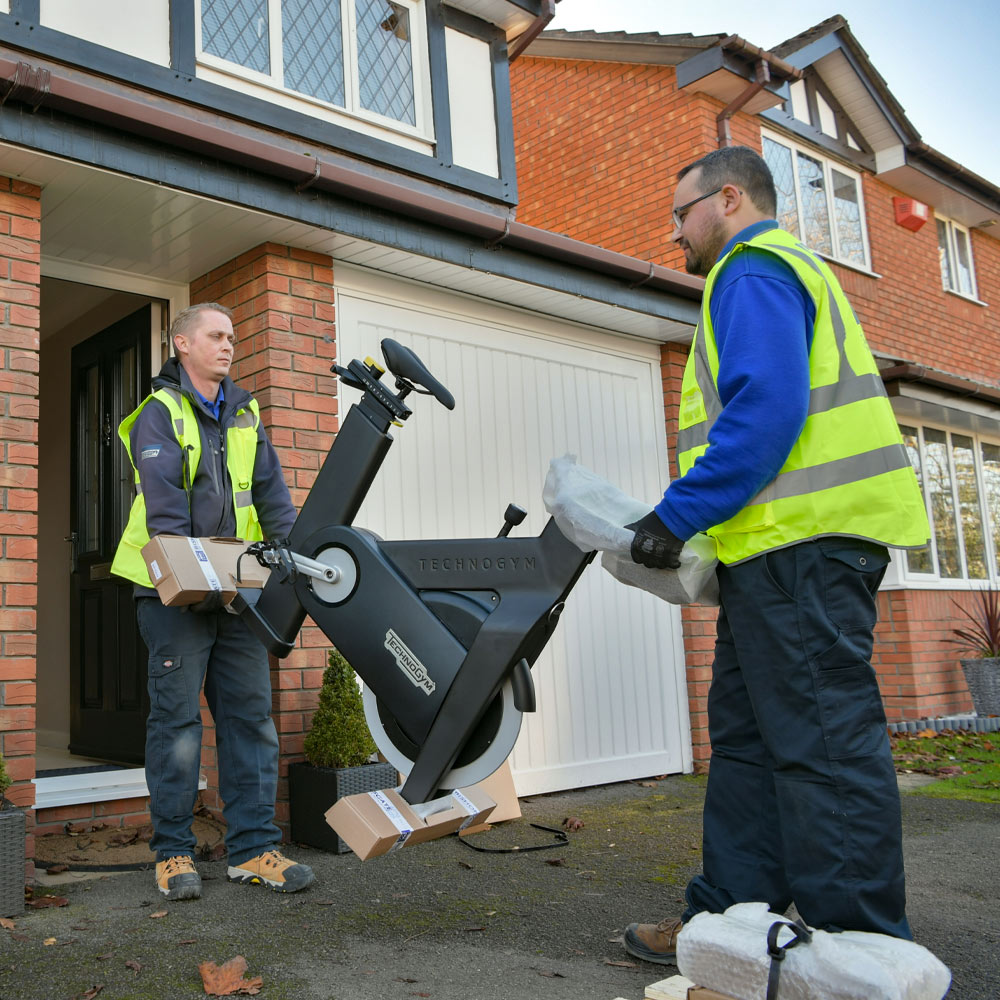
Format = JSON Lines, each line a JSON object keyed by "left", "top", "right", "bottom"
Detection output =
{"left": 0, "top": 176, "right": 41, "bottom": 876}
{"left": 512, "top": 54, "right": 1000, "bottom": 760}
{"left": 30, "top": 243, "right": 339, "bottom": 846}
{"left": 189, "top": 243, "right": 337, "bottom": 833}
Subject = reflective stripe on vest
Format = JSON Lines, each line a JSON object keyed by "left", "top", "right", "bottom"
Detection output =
{"left": 110, "top": 387, "right": 263, "bottom": 586}
{"left": 674, "top": 228, "right": 930, "bottom": 565}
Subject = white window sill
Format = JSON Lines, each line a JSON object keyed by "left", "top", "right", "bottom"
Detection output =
{"left": 815, "top": 250, "right": 881, "bottom": 279}
{"left": 881, "top": 577, "right": 999, "bottom": 592}
{"left": 943, "top": 287, "right": 987, "bottom": 307}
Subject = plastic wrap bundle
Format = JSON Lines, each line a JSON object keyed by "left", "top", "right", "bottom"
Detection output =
{"left": 677, "top": 902, "right": 951, "bottom": 1000}
{"left": 542, "top": 454, "right": 718, "bottom": 606}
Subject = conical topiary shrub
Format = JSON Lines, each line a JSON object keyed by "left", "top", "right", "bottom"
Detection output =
{"left": 289, "top": 648, "right": 397, "bottom": 852}
{"left": 303, "top": 647, "right": 377, "bottom": 769}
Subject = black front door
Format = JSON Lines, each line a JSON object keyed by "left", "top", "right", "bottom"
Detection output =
{"left": 69, "top": 306, "right": 152, "bottom": 763}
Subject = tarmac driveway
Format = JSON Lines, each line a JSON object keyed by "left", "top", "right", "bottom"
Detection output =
{"left": 2, "top": 776, "right": 996, "bottom": 1000}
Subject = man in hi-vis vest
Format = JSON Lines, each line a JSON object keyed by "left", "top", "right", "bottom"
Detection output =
{"left": 622, "top": 148, "right": 929, "bottom": 964}
{"left": 112, "top": 303, "right": 315, "bottom": 901}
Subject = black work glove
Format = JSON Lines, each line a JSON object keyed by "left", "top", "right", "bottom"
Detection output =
{"left": 625, "top": 510, "right": 684, "bottom": 570}
{"left": 189, "top": 592, "right": 225, "bottom": 614}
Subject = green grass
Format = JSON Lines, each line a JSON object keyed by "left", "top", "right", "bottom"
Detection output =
{"left": 891, "top": 728, "right": 1000, "bottom": 803}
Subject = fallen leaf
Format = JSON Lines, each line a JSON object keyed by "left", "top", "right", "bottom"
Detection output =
{"left": 0, "top": 918, "right": 13, "bottom": 930}
{"left": 457, "top": 861, "right": 473, "bottom": 869}
{"left": 395, "top": 977, "right": 418, "bottom": 983}
{"left": 77, "top": 987, "right": 105, "bottom": 1000}
{"left": 464, "top": 925, "right": 486, "bottom": 932}
{"left": 125, "top": 959, "right": 142, "bottom": 975}
{"left": 562, "top": 817, "right": 584, "bottom": 831}
{"left": 178, "top": 939, "right": 198, "bottom": 946}
{"left": 47, "top": 864, "right": 69, "bottom": 874}
{"left": 917, "top": 729, "right": 937, "bottom": 738}
{"left": 10, "top": 933, "right": 30, "bottom": 942}
{"left": 96, "top": 953, "right": 113, "bottom": 961}
{"left": 603, "top": 959, "right": 638, "bottom": 968}
{"left": 544, "top": 858, "right": 565, "bottom": 866}
{"left": 149, "top": 910, "right": 168, "bottom": 920}
{"left": 108, "top": 829, "right": 139, "bottom": 848}
{"left": 538, "top": 970, "right": 566, "bottom": 978}
{"left": 485, "top": 910, "right": 497, "bottom": 917}
{"left": 198, "top": 955, "right": 264, "bottom": 996}
{"left": 937, "top": 766, "right": 963, "bottom": 775}
{"left": 44, "top": 937, "right": 57, "bottom": 946}
{"left": 638, "top": 781, "right": 658, "bottom": 787}
{"left": 26, "top": 895, "right": 69, "bottom": 909}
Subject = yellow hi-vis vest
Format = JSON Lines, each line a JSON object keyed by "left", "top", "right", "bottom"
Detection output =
{"left": 675, "top": 227, "right": 930, "bottom": 566}
{"left": 110, "top": 386, "right": 263, "bottom": 586}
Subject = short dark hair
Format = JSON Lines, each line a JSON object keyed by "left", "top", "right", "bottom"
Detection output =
{"left": 169, "top": 302, "right": 234, "bottom": 341}
{"left": 678, "top": 147, "right": 777, "bottom": 217}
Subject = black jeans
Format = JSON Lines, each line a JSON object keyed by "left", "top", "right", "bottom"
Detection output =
{"left": 137, "top": 598, "right": 281, "bottom": 865}
{"left": 682, "top": 538, "right": 911, "bottom": 938}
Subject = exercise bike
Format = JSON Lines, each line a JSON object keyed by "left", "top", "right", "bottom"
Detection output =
{"left": 232, "top": 339, "right": 595, "bottom": 806}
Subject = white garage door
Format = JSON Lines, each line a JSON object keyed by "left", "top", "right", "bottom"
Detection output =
{"left": 335, "top": 267, "right": 691, "bottom": 794}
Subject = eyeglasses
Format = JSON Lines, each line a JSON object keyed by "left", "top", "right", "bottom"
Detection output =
{"left": 672, "top": 187, "right": 722, "bottom": 229}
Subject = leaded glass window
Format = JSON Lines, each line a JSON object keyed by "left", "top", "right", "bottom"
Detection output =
{"left": 283, "top": 0, "right": 345, "bottom": 107}
{"left": 761, "top": 131, "right": 870, "bottom": 269}
{"left": 357, "top": 0, "right": 415, "bottom": 125}
{"left": 203, "top": 0, "right": 270, "bottom": 74}
{"left": 198, "top": 0, "right": 422, "bottom": 130}
{"left": 762, "top": 136, "right": 798, "bottom": 236}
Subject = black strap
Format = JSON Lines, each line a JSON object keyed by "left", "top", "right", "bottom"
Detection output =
{"left": 457, "top": 822, "right": 568, "bottom": 853}
{"left": 765, "top": 918, "right": 812, "bottom": 1000}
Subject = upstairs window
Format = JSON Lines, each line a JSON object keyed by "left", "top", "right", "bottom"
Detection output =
{"left": 762, "top": 131, "right": 871, "bottom": 269}
{"left": 936, "top": 217, "right": 978, "bottom": 299}
{"left": 198, "top": 0, "right": 424, "bottom": 131}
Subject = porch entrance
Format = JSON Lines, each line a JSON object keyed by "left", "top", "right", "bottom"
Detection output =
{"left": 67, "top": 306, "right": 151, "bottom": 762}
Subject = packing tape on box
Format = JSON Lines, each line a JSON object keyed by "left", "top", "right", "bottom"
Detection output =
{"left": 188, "top": 537, "right": 223, "bottom": 592}
{"left": 369, "top": 789, "right": 413, "bottom": 851}
{"left": 451, "top": 789, "right": 479, "bottom": 831}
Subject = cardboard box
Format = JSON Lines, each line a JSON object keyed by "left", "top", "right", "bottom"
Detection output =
{"left": 141, "top": 535, "right": 269, "bottom": 606}
{"left": 646, "top": 976, "right": 738, "bottom": 1000}
{"left": 325, "top": 785, "right": 496, "bottom": 861}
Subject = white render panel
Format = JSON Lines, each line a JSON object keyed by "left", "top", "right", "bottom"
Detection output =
{"left": 40, "top": 0, "right": 170, "bottom": 67}
{"left": 445, "top": 27, "right": 499, "bottom": 178}
{"left": 336, "top": 269, "right": 691, "bottom": 796}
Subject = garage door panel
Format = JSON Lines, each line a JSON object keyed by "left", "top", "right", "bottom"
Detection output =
{"left": 338, "top": 285, "right": 691, "bottom": 795}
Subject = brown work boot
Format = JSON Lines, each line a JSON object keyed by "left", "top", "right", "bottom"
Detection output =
{"left": 227, "top": 849, "right": 315, "bottom": 893}
{"left": 155, "top": 855, "right": 201, "bottom": 901}
{"left": 623, "top": 916, "right": 684, "bottom": 964}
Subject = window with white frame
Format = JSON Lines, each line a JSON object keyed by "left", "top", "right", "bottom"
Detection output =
{"left": 198, "top": 0, "right": 426, "bottom": 133}
{"left": 936, "top": 217, "right": 978, "bottom": 299}
{"left": 900, "top": 423, "right": 1000, "bottom": 582}
{"left": 762, "top": 131, "right": 870, "bottom": 269}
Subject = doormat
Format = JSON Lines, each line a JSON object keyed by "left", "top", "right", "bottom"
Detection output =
{"left": 35, "top": 764, "right": 124, "bottom": 778}
{"left": 34, "top": 812, "right": 227, "bottom": 872}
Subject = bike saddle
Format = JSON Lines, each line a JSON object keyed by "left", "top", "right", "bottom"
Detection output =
{"left": 381, "top": 339, "right": 455, "bottom": 410}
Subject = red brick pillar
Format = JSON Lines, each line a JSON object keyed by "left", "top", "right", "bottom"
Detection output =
{"left": 190, "top": 243, "right": 335, "bottom": 834}
{"left": 661, "top": 340, "right": 717, "bottom": 771}
{"left": 0, "top": 177, "right": 41, "bottom": 874}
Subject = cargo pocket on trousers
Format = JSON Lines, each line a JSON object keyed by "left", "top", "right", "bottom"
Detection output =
{"left": 813, "top": 632, "right": 886, "bottom": 760}
{"left": 818, "top": 540, "right": 889, "bottom": 629}
{"left": 147, "top": 654, "right": 190, "bottom": 719}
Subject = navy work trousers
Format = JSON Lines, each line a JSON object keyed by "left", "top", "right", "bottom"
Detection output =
{"left": 681, "top": 538, "right": 911, "bottom": 939}
{"left": 136, "top": 598, "right": 281, "bottom": 865}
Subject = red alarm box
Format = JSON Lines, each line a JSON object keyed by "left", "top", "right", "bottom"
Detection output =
{"left": 893, "top": 197, "right": 929, "bottom": 232}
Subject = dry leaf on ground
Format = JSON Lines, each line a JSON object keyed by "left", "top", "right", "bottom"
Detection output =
{"left": 603, "top": 958, "right": 637, "bottom": 968}
{"left": 149, "top": 910, "right": 168, "bottom": 919}
{"left": 26, "top": 895, "right": 69, "bottom": 909}
{"left": 562, "top": 816, "right": 584, "bottom": 831}
{"left": 0, "top": 917, "right": 14, "bottom": 930}
{"left": 198, "top": 955, "right": 263, "bottom": 996}
{"left": 125, "top": 959, "right": 142, "bottom": 975}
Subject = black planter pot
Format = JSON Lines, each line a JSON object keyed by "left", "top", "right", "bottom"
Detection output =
{"left": 0, "top": 804, "right": 25, "bottom": 917}
{"left": 288, "top": 761, "right": 398, "bottom": 853}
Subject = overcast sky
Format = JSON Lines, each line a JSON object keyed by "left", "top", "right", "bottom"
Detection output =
{"left": 548, "top": 1, "right": 995, "bottom": 184}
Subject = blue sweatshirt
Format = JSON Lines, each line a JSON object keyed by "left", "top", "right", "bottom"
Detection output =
{"left": 656, "top": 221, "right": 816, "bottom": 539}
